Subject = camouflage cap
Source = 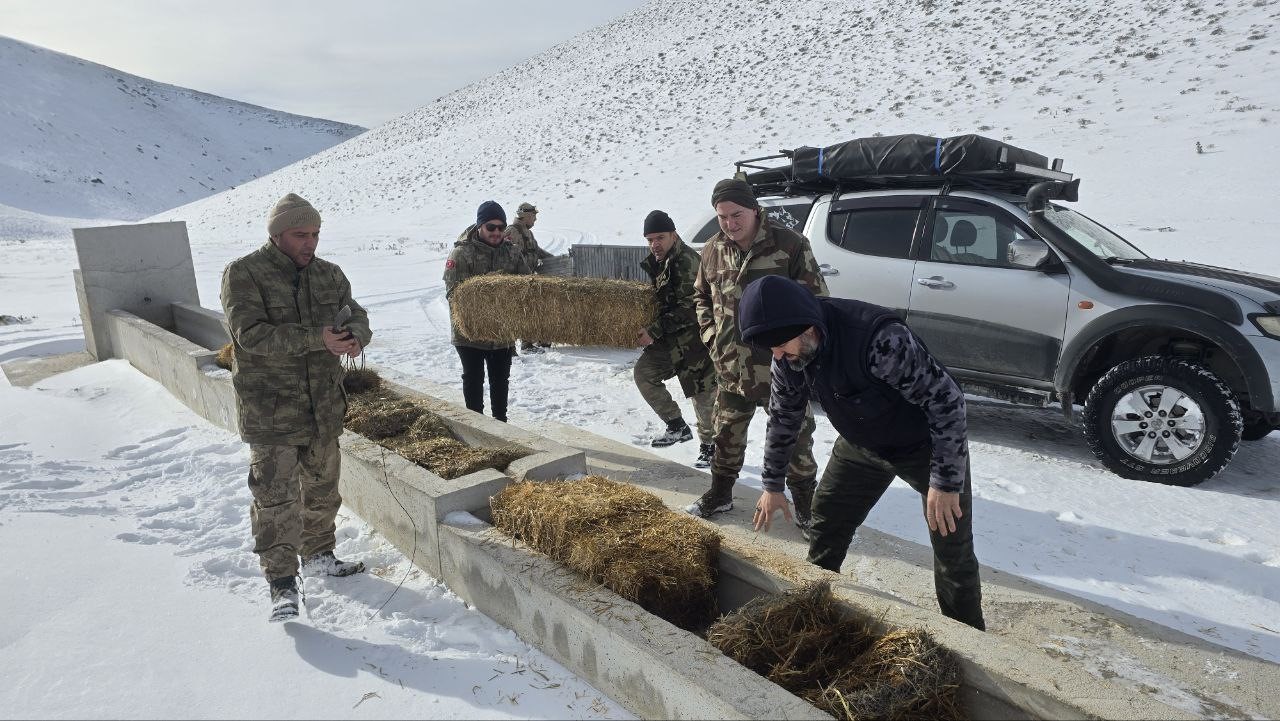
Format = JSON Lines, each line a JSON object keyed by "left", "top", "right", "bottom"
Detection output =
{"left": 517, "top": 202, "right": 538, "bottom": 215}
{"left": 267, "top": 193, "right": 321, "bottom": 236}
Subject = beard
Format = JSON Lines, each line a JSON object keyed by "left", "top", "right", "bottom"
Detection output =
{"left": 785, "top": 333, "right": 821, "bottom": 371}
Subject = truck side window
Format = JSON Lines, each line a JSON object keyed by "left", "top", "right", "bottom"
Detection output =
{"left": 765, "top": 203, "right": 812, "bottom": 233}
{"left": 691, "top": 217, "right": 721, "bottom": 245}
{"left": 930, "top": 208, "right": 1033, "bottom": 267}
{"left": 826, "top": 207, "right": 919, "bottom": 259}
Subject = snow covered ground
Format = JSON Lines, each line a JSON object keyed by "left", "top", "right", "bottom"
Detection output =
{"left": 0, "top": 360, "right": 629, "bottom": 719}
{"left": 3, "top": 0, "right": 1279, "bottom": 715}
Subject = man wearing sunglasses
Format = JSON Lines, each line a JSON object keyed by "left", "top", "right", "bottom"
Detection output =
{"left": 504, "top": 201, "right": 554, "bottom": 354}
{"left": 443, "top": 200, "right": 532, "bottom": 422}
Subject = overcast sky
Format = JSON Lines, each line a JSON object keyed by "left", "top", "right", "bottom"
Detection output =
{"left": 1, "top": 0, "right": 648, "bottom": 128}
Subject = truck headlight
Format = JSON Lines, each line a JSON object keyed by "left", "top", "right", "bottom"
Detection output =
{"left": 1252, "top": 315, "right": 1280, "bottom": 339}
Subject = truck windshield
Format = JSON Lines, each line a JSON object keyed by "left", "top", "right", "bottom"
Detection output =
{"left": 1043, "top": 205, "right": 1147, "bottom": 261}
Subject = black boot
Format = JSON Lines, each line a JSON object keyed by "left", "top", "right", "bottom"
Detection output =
{"left": 268, "top": 577, "right": 299, "bottom": 623}
{"left": 302, "top": 550, "right": 366, "bottom": 578}
{"left": 787, "top": 476, "right": 817, "bottom": 541}
{"left": 684, "top": 473, "right": 735, "bottom": 518}
{"left": 651, "top": 418, "right": 693, "bottom": 447}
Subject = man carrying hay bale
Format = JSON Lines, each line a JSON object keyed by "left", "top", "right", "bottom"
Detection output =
{"left": 739, "top": 275, "right": 985, "bottom": 631}
{"left": 444, "top": 200, "right": 532, "bottom": 422}
{"left": 503, "top": 201, "right": 554, "bottom": 356}
{"left": 634, "top": 210, "right": 716, "bottom": 466}
{"left": 221, "top": 193, "right": 373, "bottom": 623}
{"left": 687, "top": 178, "right": 827, "bottom": 521}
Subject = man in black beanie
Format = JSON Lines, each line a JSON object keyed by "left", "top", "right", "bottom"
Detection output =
{"left": 633, "top": 210, "right": 717, "bottom": 467}
{"left": 738, "top": 275, "right": 984, "bottom": 631}
{"left": 443, "top": 201, "right": 532, "bottom": 422}
{"left": 688, "top": 178, "right": 827, "bottom": 525}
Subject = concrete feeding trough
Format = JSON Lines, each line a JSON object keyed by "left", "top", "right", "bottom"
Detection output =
{"left": 52, "top": 221, "right": 1273, "bottom": 721}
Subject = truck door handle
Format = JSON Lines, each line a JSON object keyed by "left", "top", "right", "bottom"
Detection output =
{"left": 819, "top": 264, "right": 840, "bottom": 276}
{"left": 916, "top": 276, "right": 955, "bottom": 289}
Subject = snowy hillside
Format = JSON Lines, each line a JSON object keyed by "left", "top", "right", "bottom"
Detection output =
{"left": 156, "top": 0, "right": 1278, "bottom": 270}
{"left": 0, "top": 35, "right": 364, "bottom": 225}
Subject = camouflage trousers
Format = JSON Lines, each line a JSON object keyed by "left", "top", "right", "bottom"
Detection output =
{"left": 708, "top": 388, "right": 818, "bottom": 501}
{"left": 633, "top": 341, "right": 715, "bottom": 444}
{"left": 247, "top": 438, "right": 342, "bottom": 581}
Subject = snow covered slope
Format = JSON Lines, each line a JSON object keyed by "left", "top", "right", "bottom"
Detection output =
{"left": 0, "top": 35, "right": 364, "bottom": 223}
{"left": 158, "top": 0, "right": 1278, "bottom": 270}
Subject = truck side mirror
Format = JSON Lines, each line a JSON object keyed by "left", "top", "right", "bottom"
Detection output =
{"left": 1008, "top": 239, "right": 1053, "bottom": 269}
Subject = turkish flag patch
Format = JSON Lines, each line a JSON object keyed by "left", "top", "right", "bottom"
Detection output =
{"left": 445, "top": 259, "right": 456, "bottom": 269}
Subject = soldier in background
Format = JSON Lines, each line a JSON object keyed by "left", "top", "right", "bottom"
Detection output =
{"left": 688, "top": 179, "right": 827, "bottom": 524}
{"left": 444, "top": 200, "right": 532, "bottom": 421}
{"left": 634, "top": 210, "right": 716, "bottom": 468}
{"left": 221, "top": 192, "right": 372, "bottom": 623}
{"left": 504, "top": 202, "right": 554, "bottom": 354}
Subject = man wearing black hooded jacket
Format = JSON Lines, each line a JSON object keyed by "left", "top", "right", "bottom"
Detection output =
{"left": 737, "top": 275, "right": 984, "bottom": 630}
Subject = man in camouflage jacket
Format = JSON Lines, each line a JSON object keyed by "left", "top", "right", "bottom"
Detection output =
{"left": 738, "top": 275, "right": 984, "bottom": 630}
{"left": 503, "top": 202, "right": 553, "bottom": 353}
{"left": 633, "top": 210, "right": 716, "bottom": 467}
{"left": 688, "top": 178, "right": 828, "bottom": 522}
{"left": 221, "top": 192, "right": 372, "bottom": 622}
{"left": 444, "top": 200, "right": 532, "bottom": 422}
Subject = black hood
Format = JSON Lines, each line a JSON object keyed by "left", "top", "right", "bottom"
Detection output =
{"left": 739, "top": 276, "right": 826, "bottom": 347}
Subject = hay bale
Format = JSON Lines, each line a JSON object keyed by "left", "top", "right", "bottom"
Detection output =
{"left": 450, "top": 275, "right": 656, "bottom": 348}
{"left": 344, "top": 395, "right": 424, "bottom": 440}
{"left": 342, "top": 367, "right": 382, "bottom": 395}
{"left": 215, "top": 343, "right": 234, "bottom": 370}
{"left": 707, "top": 581, "right": 963, "bottom": 721}
{"left": 491, "top": 476, "right": 720, "bottom": 631}
{"left": 392, "top": 437, "right": 524, "bottom": 479}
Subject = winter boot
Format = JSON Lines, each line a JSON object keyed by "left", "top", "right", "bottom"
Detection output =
{"left": 651, "top": 419, "right": 693, "bottom": 447}
{"left": 302, "top": 550, "right": 366, "bottom": 578}
{"left": 268, "top": 577, "right": 299, "bottom": 623}
{"left": 788, "top": 476, "right": 817, "bottom": 542}
{"left": 694, "top": 442, "right": 714, "bottom": 469}
{"left": 684, "top": 473, "right": 735, "bottom": 518}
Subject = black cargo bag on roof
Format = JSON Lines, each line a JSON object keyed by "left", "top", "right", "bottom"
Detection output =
{"left": 790, "top": 133, "right": 1049, "bottom": 183}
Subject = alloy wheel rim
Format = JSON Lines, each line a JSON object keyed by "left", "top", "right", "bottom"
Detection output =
{"left": 1109, "top": 384, "right": 1207, "bottom": 465}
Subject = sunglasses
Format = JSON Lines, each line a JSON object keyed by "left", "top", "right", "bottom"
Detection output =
{"left": 483, "top": 223, "right": 507, "bottom": 232}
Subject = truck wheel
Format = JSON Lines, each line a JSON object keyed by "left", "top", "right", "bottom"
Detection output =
{"left": 1082, "top": 356, "right": 1242, "bottom": 486}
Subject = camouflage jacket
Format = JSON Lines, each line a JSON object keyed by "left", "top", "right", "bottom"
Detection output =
{"left": 220, "top": 242, "right": 372, "bottom": 445}
{"left": 640, "top": 238, "right": 715, "bottom": 397}
{"left": 693, "top": 221, "right": 827, "bottom": 401}
{"left": 503, "top": 220, "right": 553, "bottom": 269}
{"left": 444, "top": 225, "right": 532, "bottom": 349}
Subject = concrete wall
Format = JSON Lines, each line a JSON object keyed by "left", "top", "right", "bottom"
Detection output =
{"left": 73, "top": 222, "right": 199, "bottom": 359}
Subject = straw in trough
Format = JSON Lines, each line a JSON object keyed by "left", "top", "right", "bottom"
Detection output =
{"left": 342, "top": 367, "right": 382, "bottom": 395}
{"left": 707, "top": 581, "right": 962, "bottom": 720}
{"left": 392, "top": 436, "right": 525, "bottom": 479}
{"left": 491, "top": 475, "right": 720, "bottom": 632}
{"left": 450, "top": 275, "right": 656, "bottom": 348}
{"left": 215, "top": 343, "right": 234, "bottom": 370}
{"left": 344, "top": 393, "right": 424, "bottom": 440}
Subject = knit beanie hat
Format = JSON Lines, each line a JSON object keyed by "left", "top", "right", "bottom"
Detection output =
{"left": 643, "top": 210, "right": 676, "bottom": 235}
{"left": 267, "top": 193, "right": 321, "bottom": 236}
{"left": 477, "top": 200, "right": 507, "bottom": 226}
{"left": 748, "top": 324, "right": 810, "bottom": 349}
{"left": 710, "top": 178, "right": 759, "bottom": 209}
{"left": 516, "top": 202, "right": 538, "bottom": 216}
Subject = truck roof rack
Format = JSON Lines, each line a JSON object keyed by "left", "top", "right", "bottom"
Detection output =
{"left": 734, "top": 135, "right": 1074, "bottom": 199}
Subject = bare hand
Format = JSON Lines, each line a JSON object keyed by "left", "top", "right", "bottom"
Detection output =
{"left": 637, "top": 329, "right": 654, "bottom": 346}
{"left": 925, "top": 487, "right": 962, "bottom": 537}
{"left": 322, "top": 327, "right": 358, "bottom": 356}
{"left": 753, "top": 491, "right": 793, "bottom": 533}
